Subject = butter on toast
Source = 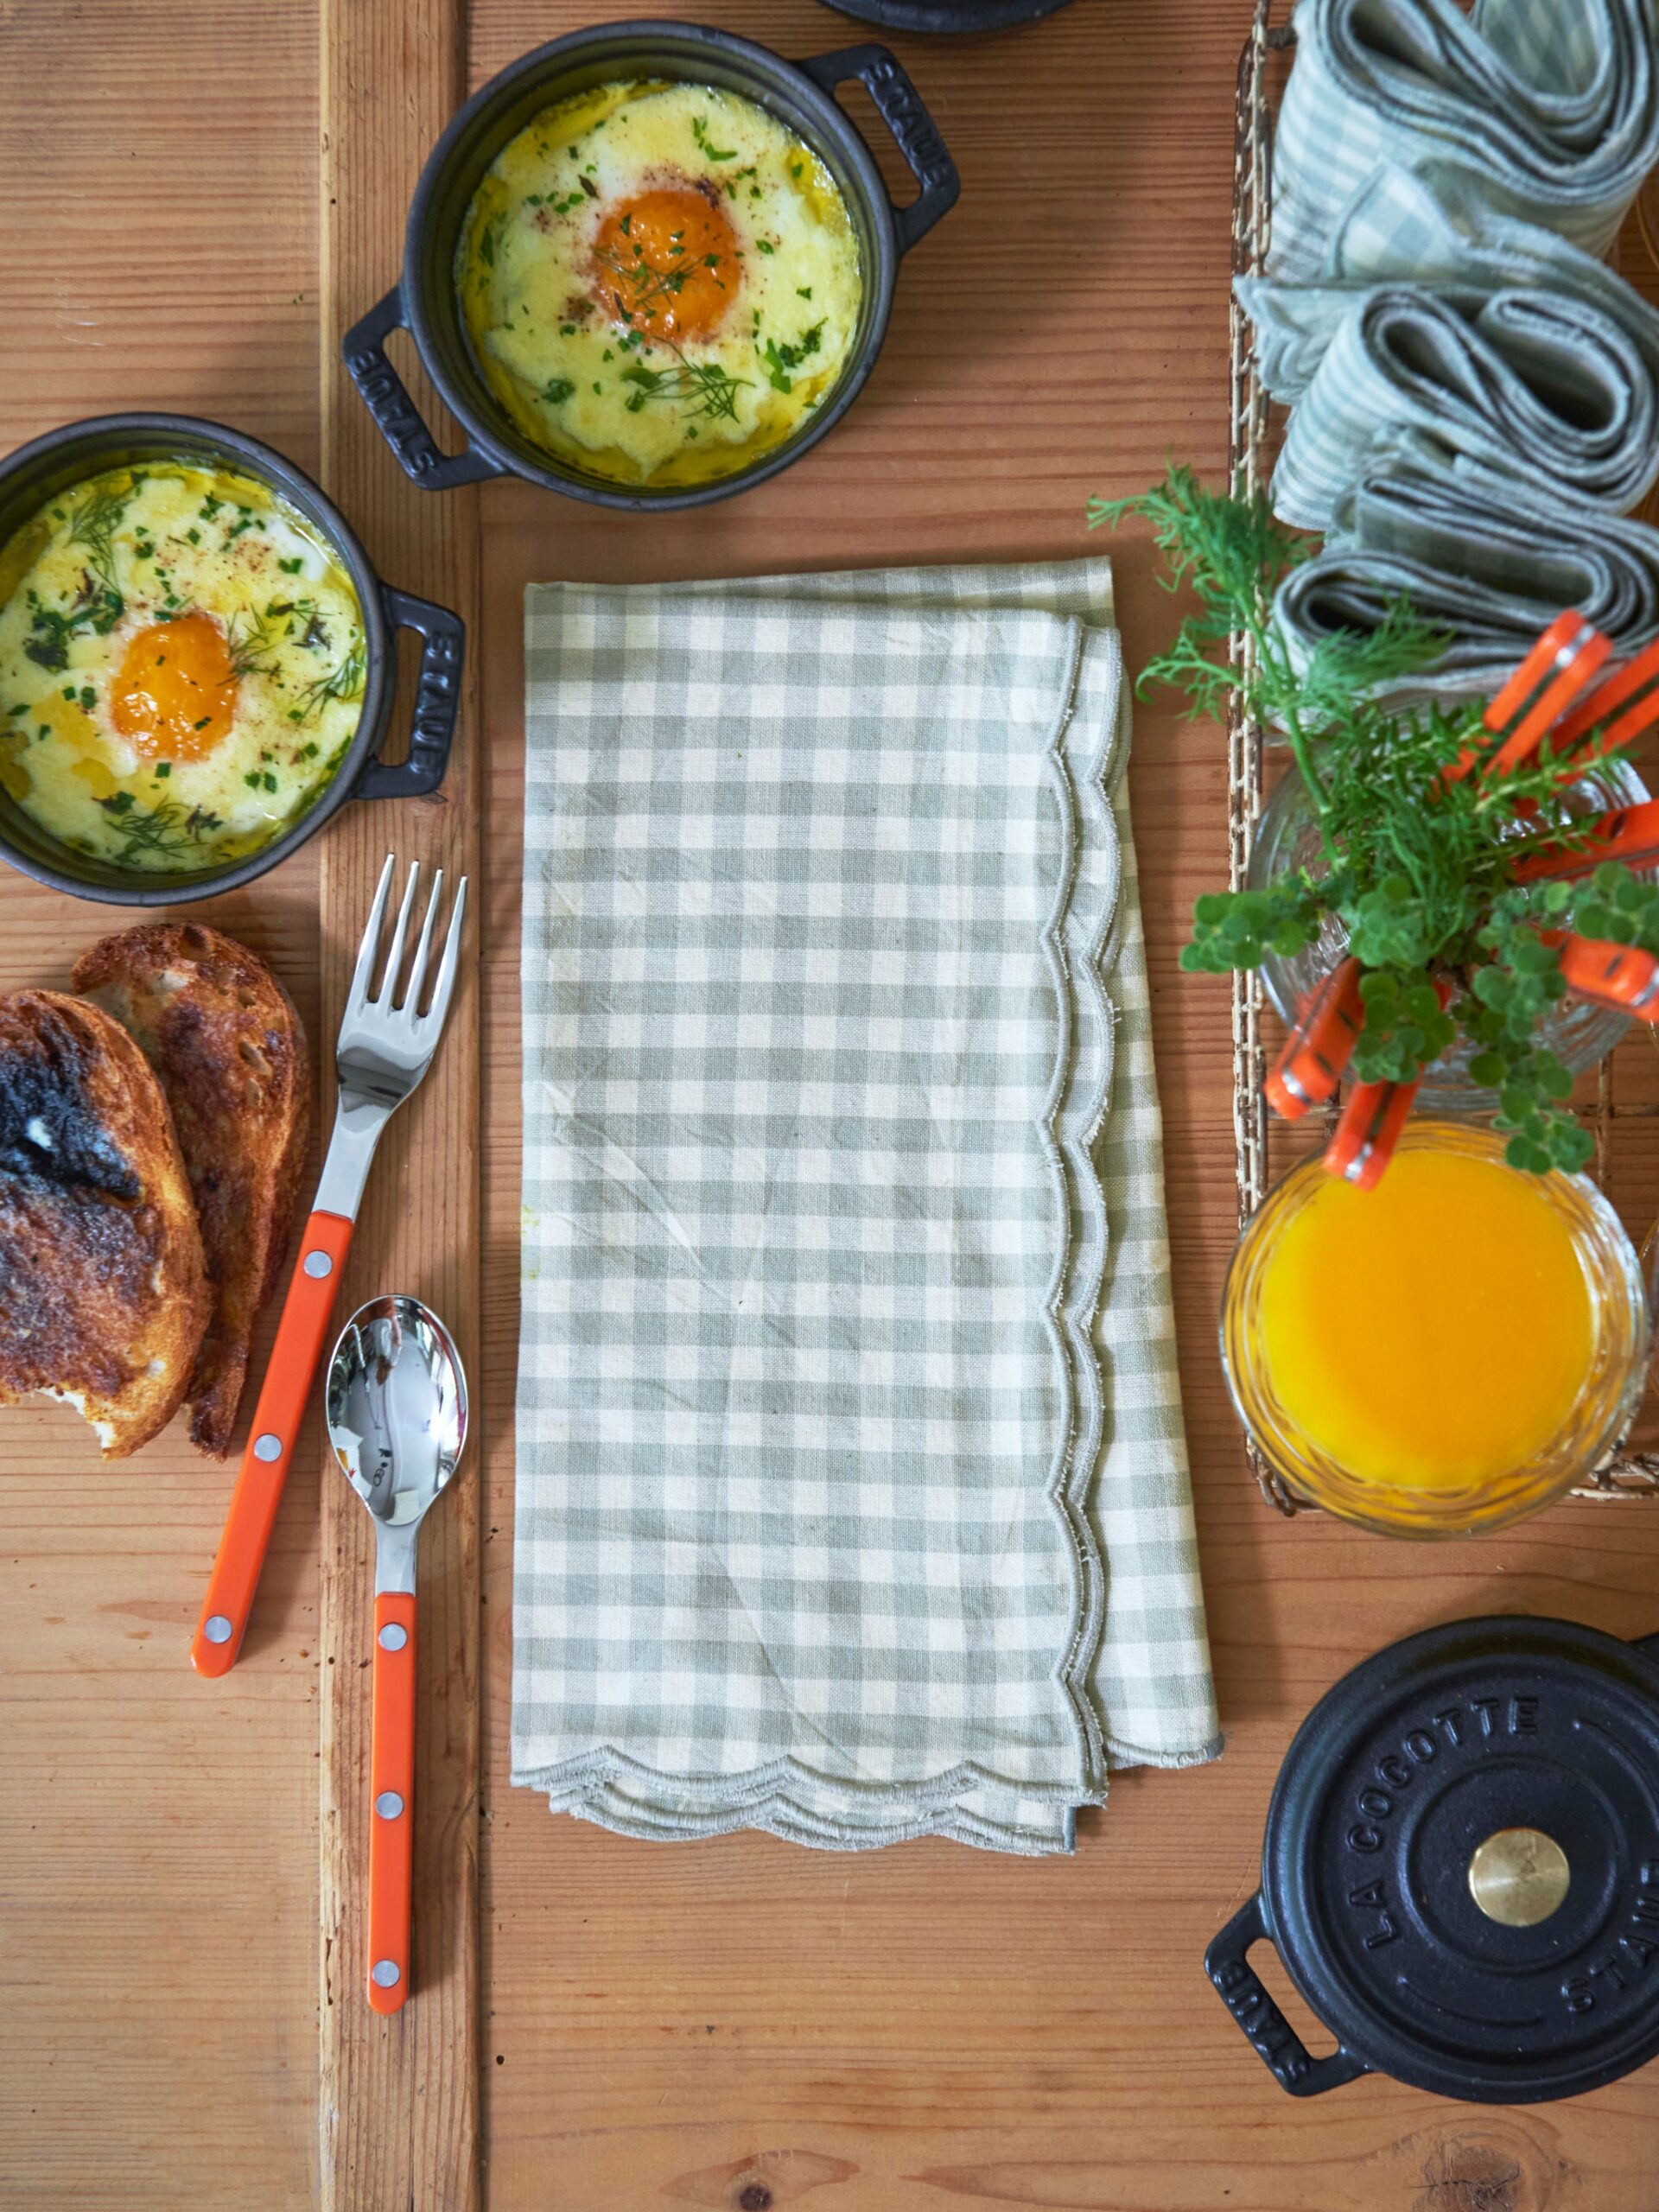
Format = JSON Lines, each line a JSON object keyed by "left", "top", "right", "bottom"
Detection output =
{"left": 74, "top": 924, "right": 310, "bottom": 1459}
{"left": 0, "top": 989, "right": 209, "bottom": 1456}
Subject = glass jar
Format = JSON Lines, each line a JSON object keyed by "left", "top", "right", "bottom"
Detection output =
{"left": 1249, "top": 758, "right": 1651, "bottom": 1114}
{"left": 1221, "top": 1122, "right": 1652, "bottom": 1536}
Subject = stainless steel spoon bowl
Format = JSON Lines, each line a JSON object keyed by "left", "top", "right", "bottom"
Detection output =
{"left": 327, "top": 1293, "right": 467, "bottom": 1589}
{"left": 325, "top": 1293, "right": 467, "bottom": 2013}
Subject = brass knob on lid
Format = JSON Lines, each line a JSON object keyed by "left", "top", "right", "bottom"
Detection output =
{"left": 1468, "top": 1827, "right": 1571, "bottom": 1927}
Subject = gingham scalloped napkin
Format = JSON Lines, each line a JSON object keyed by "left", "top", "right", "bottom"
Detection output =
{"left": 1273, "top": 429, "right": 1659, "bottom": 699}
{"left": 512, "top": 559, "right": 1217, "bottom": 1853}
{"left": 1269, "top": 0, "right": 1659, "bottom": 283}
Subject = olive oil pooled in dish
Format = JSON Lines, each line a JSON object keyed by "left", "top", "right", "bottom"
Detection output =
{"left": 0, "top": 462, "right": 365, "bottom": 873}
{"left": 457, "top": 79, "right": 863, "bottom": 487}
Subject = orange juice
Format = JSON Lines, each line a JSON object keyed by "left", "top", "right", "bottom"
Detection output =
{"left": 1256, "top": 1147, "right": 1593, "bottom": 1491}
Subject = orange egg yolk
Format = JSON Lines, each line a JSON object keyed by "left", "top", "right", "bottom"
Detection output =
{"left": 590, "top": 186, "right": 741, "bottom": 342}
{"left": 110, "top": 613, "right": 239, "bottom": 760}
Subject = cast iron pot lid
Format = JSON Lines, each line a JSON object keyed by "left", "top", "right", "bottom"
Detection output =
{"left": 1207, "top": 1616, "right": 1659, "bottom": 2102}
{"left": 819, "top": 0, "right": 1076, "bottom": 33}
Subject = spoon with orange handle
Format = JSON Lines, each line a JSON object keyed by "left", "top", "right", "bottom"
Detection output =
{"left": 1323, "top": 1076, "right": 1421, "bottom": 1192}
{"left": 1441, "top": 612, "right": 1612, "bottom": 786}
{"left": 1534, "top": 634, "right": 1659, "bottom": 782}
{"left": 1264, "top": 957, "right": 1366, "bottom": 1120}
{"left": 325, "top": 1294, "right": 467, "bottom": 2015}
{"left": 1322, "top": 979, "right": 1452, "bottom": 1192}
{"left": 1510, "top": 796, "right": 1659, "bottom": 885}
{"left": 1556, "top": 934, "right": 1659, "bottom": 1018}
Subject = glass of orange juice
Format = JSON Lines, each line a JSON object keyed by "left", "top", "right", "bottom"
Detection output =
{"left": 1222, "top": 1122, "right": 1653, "bottom": 1535}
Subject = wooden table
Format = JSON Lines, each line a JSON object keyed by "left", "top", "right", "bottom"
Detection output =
{"left": 7, "top": 3, "right": 1659, "bottom": 2207}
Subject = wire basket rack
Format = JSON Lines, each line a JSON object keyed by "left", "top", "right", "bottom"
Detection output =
{"left": 1226, "top": 0, "right": 1659, "bottom": 1510}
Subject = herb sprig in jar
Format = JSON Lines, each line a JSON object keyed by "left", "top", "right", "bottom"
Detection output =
{"left": 1092, "top": 467, "right": 1659, "bottom": 1174}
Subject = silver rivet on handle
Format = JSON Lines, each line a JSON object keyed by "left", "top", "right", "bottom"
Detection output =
{"left": 254, "top": 1433, "right": 283, "bottom": 1462}
{"left": 204, "top": 1615, "right": 233, "bottom": 1645}
{"left": 303, "top": 1249, "right": 334, "bottom": 1279}
{"left": 375, "top": 1791, "right": 405, "bottom": 1819}
{"left": 378, "top": 1622, "right": 408, "bottom": 1652}
{"left": 371, "top": 1960, "right": 401, "bottom": 1988}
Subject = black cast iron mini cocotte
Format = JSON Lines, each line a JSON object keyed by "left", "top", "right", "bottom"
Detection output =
{"left": 341, "top": 20, "right": 960, "bottom": 509}
{"left": 1208, "top": 1615, "right": 1659, "bottom": 2103}
{"left": 0, "top": 414, "right": 464, "bottom": 906}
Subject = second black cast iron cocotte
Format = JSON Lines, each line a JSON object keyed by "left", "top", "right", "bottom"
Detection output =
{"left": 1208, "top": 1614, "right": 1659, "bottom": 2103}
{"left": 341, "top": 20, "right": 960, "bottom": 511}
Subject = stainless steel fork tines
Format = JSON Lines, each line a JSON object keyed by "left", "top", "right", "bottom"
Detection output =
{"left": 322, "top": 855, "right": 470, "bottom": 1205}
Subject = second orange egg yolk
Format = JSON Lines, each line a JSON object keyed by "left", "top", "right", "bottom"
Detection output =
{"left": 110, "top": 613, "right": 239, "bottom": 760}
{"left": 590, "top": 186, "right": 741, "bottom": 342}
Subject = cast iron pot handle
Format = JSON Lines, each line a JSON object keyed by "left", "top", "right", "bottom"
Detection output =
{"left": 342, "top": 285, "right": 506, "bottom": 493}
{"left": 1205, "top": 1895, "right": 1370, "bottom": 2097}
{"left": 354, "top": 586, "right": 466, "bottom": 803}
{"left": 796, "top": 46, "right": 960, "bottom": 254}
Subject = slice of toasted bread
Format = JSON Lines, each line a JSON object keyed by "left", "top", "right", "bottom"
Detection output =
{"left": 73, "top": 924, "right": 311, "bottom": 1459}
{"left": 0, "top": 989, "right": 209, "bottom": 1456}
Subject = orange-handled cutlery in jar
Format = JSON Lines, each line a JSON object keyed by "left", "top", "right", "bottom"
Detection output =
{"left": 190, "top": 855, "right": 467, "bottom": 1677}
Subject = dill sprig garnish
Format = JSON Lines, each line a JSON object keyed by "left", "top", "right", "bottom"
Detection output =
{"left": 96, "top": 791, "right": 224, "bottom": 866}
{"left": 594, "top": 243, "right": 713, "bottom": 331}
{"left": 66, "top": 474, "right": 142, "bottom": 594}
{"left": 1091, "top": 466, "right": 1659, "bottom": 1174}
{"left": 620, "top": 348, "right": 748, "bottom": 423}
{"left": 289, "top": 637, "right": 365, "bottom": 723}
{"left": 224, "top": 607, "right": 280, "bottom": 679}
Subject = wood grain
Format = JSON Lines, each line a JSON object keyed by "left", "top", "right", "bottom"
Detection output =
{"left": 316, "top": 2, "right": 481, "bottom": 2209}
{"left": 8, "top": 2, "right": 1659, "bottom": 2208}
{"left": 0, "top": 7, "right": 324, "bottom": 2208}
{"left": 467, "top": 7, "right": 1659, "bottom": 2212}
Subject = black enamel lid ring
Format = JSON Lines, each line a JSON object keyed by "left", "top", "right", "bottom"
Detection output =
{"left": 1208, "top": 1614, "right": 1659, "bottom": 2103}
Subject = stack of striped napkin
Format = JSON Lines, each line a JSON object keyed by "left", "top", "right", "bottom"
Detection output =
{"left": 1238, "top": 0, "right": 1659, "bottom": 690}
{"left": 511, "top": 560, "right": 1217, "bottom": 1853}
{"left": 1271, "top": 0, "right": 1659, "bottom": 276}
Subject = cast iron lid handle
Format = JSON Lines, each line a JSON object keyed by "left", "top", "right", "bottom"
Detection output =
{"left": 1205, "top": 1894, "right": 1370, "bottom": 2097}
{"left": 353, "top": 585, "right": 466, "bottom": 803}
{"left": 1217, "top": 1614, "right": 1659, "bottom": 2107}
{"left": 342, "top": 284, "right": 508, "bottom": 493}
{"left": 795, "top": 44, "right": 961, "bottom": 252}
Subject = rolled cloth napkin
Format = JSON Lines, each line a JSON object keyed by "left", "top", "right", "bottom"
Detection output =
{"left": 1274, "top": 433, "right": 1659, "bottom": 697}
{"left": 1270, "top": 0, "right": 1659, "bottom": 281}
{"left": 1266, "top": 283, "right": 1659, "bottom": 531}
{"left": 513, "top": 558, "right": 1217, "bottom": 1853}
{"left": 1240, "top": 166, "right": 1659, "bottom": 401}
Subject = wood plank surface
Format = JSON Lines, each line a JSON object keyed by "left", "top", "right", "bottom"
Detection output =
{"left": 6, "top": 2, "right": 1659, "bottom": 2209}
{"left": 316, "top": 2, "right": 481, "bottom": 2209}
{"left": 0, "top": 7, "right": 325, "bottom": 2208}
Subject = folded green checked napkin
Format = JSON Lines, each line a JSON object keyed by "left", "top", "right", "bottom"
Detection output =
{"left": 1263, "top": 283, "right": 1659, "bottom": 531}
{"left": 1274, "top": 430, "right": 1659, "bottom": 697}
{"left": 1270, "top": 0, "right": 1659, "bottom": 282}
{"left": 512, "top": 559, "right": 1217, "bottom": 1853}
{"left": 1240, "top": 166, "right": 1659, "bottom": 401}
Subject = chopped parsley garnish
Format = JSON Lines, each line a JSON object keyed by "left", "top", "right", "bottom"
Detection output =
{"left": 691, "top": 115, "right": 738, "bottom": 162}
{"left": 543, "top": 377, "right": 576, "bottom": 405}
{"left": 760, "top": 322, "right": 823, "bottom": 394}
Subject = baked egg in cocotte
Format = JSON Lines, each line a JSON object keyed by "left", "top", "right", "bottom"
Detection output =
{"left": 457, "top": 79, "right": 863, "bottom": 488}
